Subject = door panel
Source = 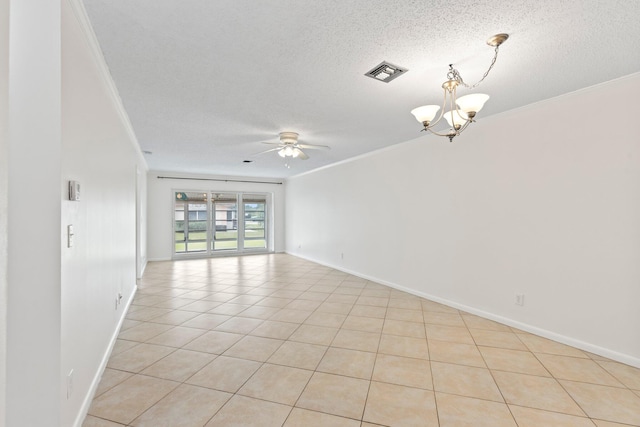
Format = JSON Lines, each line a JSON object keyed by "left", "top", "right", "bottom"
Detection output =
{"left": 243, "top": 194, "right": 266, "bottom": 249}
{"left": 174, "top": 192, "right": 208, "bottom": 253}
{"left": 212, "top": 193, "right": 238, "bottom": 251}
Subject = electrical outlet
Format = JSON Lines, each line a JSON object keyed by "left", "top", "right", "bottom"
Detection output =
{"left": 341, "top": 252, "right": 344, "bottom": 260}
{"left": 67, "top": 369, "right": 74, "bottom": 399}
{"left": 515, "top": 294, "right": 525, "bottom": 306}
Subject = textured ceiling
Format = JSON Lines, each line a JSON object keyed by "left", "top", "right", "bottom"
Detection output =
{"left": 82, "top": 0, "right": 640, "bottom": 178}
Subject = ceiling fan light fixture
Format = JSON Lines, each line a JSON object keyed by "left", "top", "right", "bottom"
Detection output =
{"left": 278, "top": 145, "right": 298, "bottom": 158}
{"left": 256, "top": 131, "right": 330, "bottom": 164}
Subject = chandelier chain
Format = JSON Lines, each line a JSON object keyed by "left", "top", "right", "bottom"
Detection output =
{"left": 448, "top": 45, "right": 501, "bottom": 89}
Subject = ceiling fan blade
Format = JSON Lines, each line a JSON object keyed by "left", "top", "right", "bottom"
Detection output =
{"left": 297, "top": 143, "right": 331, "bottom": 150}
{"left": 261, "top": 141, "right": 283, "bottom": 145}
{"left": 253, "top": 147, "right": 282, "bottom": 156}
{"left": 296, "top": 149, "right": 309, "bottom": 160}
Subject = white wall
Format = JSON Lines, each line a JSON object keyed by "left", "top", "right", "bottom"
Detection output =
{"left": 286, "top": 73, "right": 640, "bottom": 367}
{"left": 6, "top": 1, "right": 62, "bottom": 425}
{"left": 2, "top": 1, "right": 146, "bottom": 425}
{"left": 60, "top": 1, "right": 147, "bottom": 426}
{"left": 147, "top": 172, "right": 286, "bottom": 261}
{"left": 0, "top": 0, "right": 9, "bottom": 423}
{"left": 137, "top": 167, "right": 148, "bottom": 277}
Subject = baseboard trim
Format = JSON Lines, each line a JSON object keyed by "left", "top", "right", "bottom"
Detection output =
{"left": 286, "top": 251, "right": 640, "bottom": 369}
{"left": 74, "top": 285, "right": 138, "bottom": 427}
{"left": 138, "top": 258, "right": 148, "bottom": 279}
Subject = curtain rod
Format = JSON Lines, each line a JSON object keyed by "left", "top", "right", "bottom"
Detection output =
{"left": 157, "top": 175, "right": 283, "bottom": 185}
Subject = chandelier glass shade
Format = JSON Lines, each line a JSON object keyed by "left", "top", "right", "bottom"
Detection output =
{"left": 443, "top": 109, "right": 469, "bottom": 128}
{"left": 411, "top": 34, "right": 508, "bottom": 142}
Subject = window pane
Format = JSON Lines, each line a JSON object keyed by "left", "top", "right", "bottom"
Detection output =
{"left": 174, "top": 200, "right": 186, "bottom": 253}
{"left": 175, "top": 192, "right": 208, "bottom": 253}
{"left": 243, "top": 198, "right": 266, "bottom": 249}
{"left": 214, "top": 229, "right": 238, "bottom": 250}
{"left": 213, "top": 193, "right": 238, "bottom": 251}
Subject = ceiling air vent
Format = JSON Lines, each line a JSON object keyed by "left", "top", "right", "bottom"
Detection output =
{"left": 364, "top": 61, "right": 408, "bottom": 83}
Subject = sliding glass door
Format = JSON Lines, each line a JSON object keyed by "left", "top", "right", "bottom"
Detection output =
{"left": 212, "top": 193, "right": 238, "bottom": 251}
{"left": 243, "top": 194, "right": 267, "bottom": 249}
{"left": 174, "top": 192, "right": 208, "bottom": 253}
{"left": 174, "top": 191, "right": 269, "bottom": 256}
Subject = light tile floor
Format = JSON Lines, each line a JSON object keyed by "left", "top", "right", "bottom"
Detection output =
{"left": 84, "top": 254, "right": 640, "bottom": 426}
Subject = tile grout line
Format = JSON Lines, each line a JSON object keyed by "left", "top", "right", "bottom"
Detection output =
{"left": 467, "top": 317, "right": 521, "bottom": 427}
{"left": 360, "top": 298, "right": 388, "bottom": 425}
{"left": 422, "top": 302, "right": 441, "bottom": 427}
{"left": 90, "top": 254, "right": 640, "bottom": 427}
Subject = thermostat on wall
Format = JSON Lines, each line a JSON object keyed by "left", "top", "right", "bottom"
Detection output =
{"left": 69, "top": 180, "right": 81, "bottom": 201}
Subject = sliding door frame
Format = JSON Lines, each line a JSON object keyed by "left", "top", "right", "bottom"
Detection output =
{"left": 172, "top": 189, "right": 271, "bottom": 259}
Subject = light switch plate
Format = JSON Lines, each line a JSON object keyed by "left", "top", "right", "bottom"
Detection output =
{"left": 67, "top": 224, "right": 74, "bottom": 248}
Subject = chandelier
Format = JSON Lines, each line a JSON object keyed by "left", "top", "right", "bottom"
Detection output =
{"left": 411, "top": 33, "right": 509, "bottom": 142}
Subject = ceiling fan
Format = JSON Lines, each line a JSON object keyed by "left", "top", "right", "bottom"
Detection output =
{"left": 255, "top": 131, "right": 330, "bottom": 161}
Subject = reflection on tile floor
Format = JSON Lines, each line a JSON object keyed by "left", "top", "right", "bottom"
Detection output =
{"left": 84, "top": 254, "right": 640, "bottom": 427}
